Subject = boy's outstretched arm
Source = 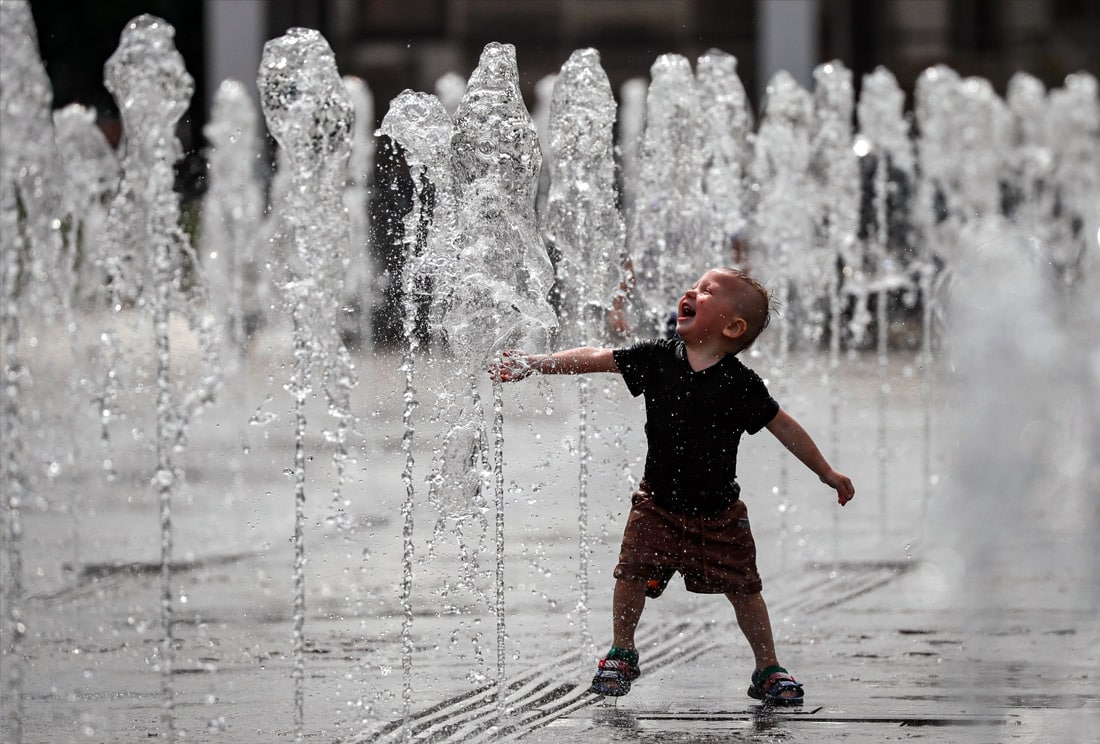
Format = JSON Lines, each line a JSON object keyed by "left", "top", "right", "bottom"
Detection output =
{"left": 488, "top": 347, "right": 619, "bottom": 382}
{"left": 765, "top": 408, "right": 855, "bottom": 506}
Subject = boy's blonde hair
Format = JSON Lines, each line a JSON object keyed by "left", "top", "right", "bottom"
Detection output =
{"left": 716, "top": 267, "right": 771, "bottom": 351}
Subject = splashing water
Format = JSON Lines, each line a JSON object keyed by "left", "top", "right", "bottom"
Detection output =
{"left": 544, "top": 48, "right": 625, "bottom": 347}
{"left": 811, "top": 60, "right": 860, "bottom": 554}
{"left": 617, "top": 77, "right": 647, "bottom": 225}
{"left": 258, "top": 27, "right": 355, "bottom": 740}
{"left": 201, "top": 79, "right": 265, "bottom": 360}
{"left": 750, "top": 71, "right": 816, "bottom": 561}
{"left": 856, "top": 66, "right": 913, "bottom": 532}
{"left": 379, "top": 88, "right": 457, "bottom": 738}
{"left": 51, "top": 104, "right": 119, "bottom": 583}
{"left": 54, "top": 105, "right": 119, "bottom": 313}
{"left": 383, "top": 42, "right": 558, "bottom": 726}
{"left": 629, "top": 54, "right": 707, "bottom": 331}
{"left": 0, "top": 2, "right": 60, "bottom": 734}
{"left": 99, "top": 13, "right": 222, "bottom": 740}
{"left": 450, "top": 41, "right": 557, "bottom": 720}
{"left": 3, "top": 4, "right": 1100, "bottom": 738}
{"left": 696, "top": 49, "right": 755, "bottom": 264}
{"left": 341, "top": 75, "right": 377, "bottom": 353}
{"left": 447, "top": 44, "right": 556, "bottom": 361}
{"left": 542, "top": 47, "right": 625, "bottom": 653}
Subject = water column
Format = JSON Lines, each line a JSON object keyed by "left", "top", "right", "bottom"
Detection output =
{"left": 750, "top": 72, "right": 815, "bottom": 566}
{"left": 543, "top": 48, "right": 626, "bottom": 654}
{"left": 201, "top": 80, "right": 265, "bottom": 360}
{"left": 258, "top": 28, "right": 356, "bottom": 739}
{"left": 811, "top": 60, "right": 860, "bottom": 557}
{"left": 53, "top": 106, "right": 118, "bottom": 316}
{"left": 695, "top": 49, "right": 754, "bottom": 264}
{"left": 100, "top": 15, "right": 221, "bottom": 740}
{"left": 52, "top": 105, "right": 120, "bottom": 577}
{"left": 0, "top": 3, "right": 62, "bottom": 740}
{"left": 1005, "top": 74, "right": 1058, "bottom": 256}
{"left": 617, "top": 77, "right": 647, "bottom": 229}
{"left": 379, "top": 89, "right": 457, "bottom": 738}
{"left": 856, "top": 67, "right": 915, "bottom": 536}
{"left": 446, "top": 42, "right": 557, "bottom": 718}
{"left": 341, "top": 75, "right": 377, "bottom": 353}
{"left": 629, "top": 54, "right": 707, "bottom": 332}
{"left": 1045, "top": 73, "right": 1100, "bottom": 280}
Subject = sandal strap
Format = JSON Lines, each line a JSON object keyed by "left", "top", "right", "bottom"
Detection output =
{"left": 596, "top": 658, "right": 638, "bottom": 680}
{"left": 762, "top": 671, "right": 803, "bottom": 696}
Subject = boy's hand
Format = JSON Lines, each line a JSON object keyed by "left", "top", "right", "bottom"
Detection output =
{"left": 488, "top": 350, "right": 535, "bottom": 382}
{"left": 822, "top": 470, "right": 855, "bottom": 506}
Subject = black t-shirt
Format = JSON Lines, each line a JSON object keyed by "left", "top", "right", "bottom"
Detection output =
{"left": 613, "top": 338, "right": 780, "bottom": 515}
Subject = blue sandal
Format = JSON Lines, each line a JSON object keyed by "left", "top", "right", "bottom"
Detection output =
{"left": 747, "top": 666, "right": 804, "bottom": 706}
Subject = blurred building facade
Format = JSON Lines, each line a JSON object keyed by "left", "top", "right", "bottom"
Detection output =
{"left": 32, "top": 0, "right": 1100, "bottom": 142}
{"left": 259, "top": 0, "right": 1099, "bottom": 119}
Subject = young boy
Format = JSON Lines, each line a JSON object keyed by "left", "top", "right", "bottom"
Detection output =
{"left": 488, "top": 267, "right": 855, "bottom": 706}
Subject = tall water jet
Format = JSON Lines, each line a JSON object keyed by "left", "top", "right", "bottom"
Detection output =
{"left": 341, "top": 75, "right": 377, "bottom": 352}
{"left": 695, "top": 49, "right": 754, "bottom": 264}
{"left": 448, "top": 41, "right": 557, "bottom": 717}
{"left": 1045, "top": 73, "right": 1100, "bottom": 282}
{"left": 914, "top": 65, "right": 981, "bottom": 332}
{"left": 0, "top": 2, "right": 62, "bottom": 739}
{"left": 379, "top": 88, "right": 457, "bottom": 738}
{"left": 543, "top": 47, "right": 625, "bottom": 653}
{"left": 100, "top": 14, "right": 221, "bottom": 740}
{"left": 52, "top": 103, "right": 120, "bottom": 578}
{"left": 383, "top": 83, "right": 500, "bottom": 720}
{"left": 1005, "top": 73, "right": 1057, "bottom": 251}
{"left": 751, "top": 71, "right": 815, "bottom": 350}
{"left": 258, "top": 27, "right": 356, "bottom": 739}
{"left": 434, "top": 71, "right": 467, "bottom": 117}
{"left": 201, "top": 79, "right": 265, "bottom": 359}
{"left": 750, "top": 71, "right": 814, "bottom": 561}
{"left": 532, "top": 73, "right": 557, "bottom": 221}
{"left": 54, "top": 105, "right": 119, "bottom": 314}
{"left": 629, "top": 54, "right": 707, "bottom": 332}
{"left": 811, "top": 60, "right": 859, "bottom": 552}
{"left": 857, "top": 66, "right": 916, "bottom": 534}
{"left": 616, "top": 77, "right": 647, "bottom": 227}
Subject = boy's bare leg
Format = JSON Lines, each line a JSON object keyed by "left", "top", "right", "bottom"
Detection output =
{"left": 728, "top": 591, "right": 801, "bottom": 700}
{"left": 726, "top": 591, "right": 780, "bottom": 670}
{"left": 611, "top": 577, "right": 648, "bottom": 651}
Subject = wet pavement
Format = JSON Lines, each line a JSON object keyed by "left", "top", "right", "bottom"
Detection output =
{"left": 6, "top": 342, "right": 1099, "bottom": 743}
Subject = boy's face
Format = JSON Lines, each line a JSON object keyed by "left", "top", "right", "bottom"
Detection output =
{"left": 675, "top": 269, "right": 743, "bottom": 347}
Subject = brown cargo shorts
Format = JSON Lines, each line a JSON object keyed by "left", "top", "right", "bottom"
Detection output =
{"left": 613, "top": 484, "right": 763, "bottom": 597}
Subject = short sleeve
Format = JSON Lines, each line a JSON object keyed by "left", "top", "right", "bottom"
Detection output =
{"left": 612, "top": 340, "right": 662, "bottom": 397}
{"left": 741, "top": 370, "right": 780, "bottom": 434}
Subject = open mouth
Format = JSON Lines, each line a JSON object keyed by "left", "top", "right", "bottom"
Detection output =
{"left": 679, "top": 301, "right": 696, "bottom": 319}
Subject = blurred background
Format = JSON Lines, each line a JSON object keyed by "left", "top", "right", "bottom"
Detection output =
{"left": 28, "top": 0, "right": 1100, "bottom": 164}
{"left": 23, "top": 0, "right": 1100, "bottom": 344}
